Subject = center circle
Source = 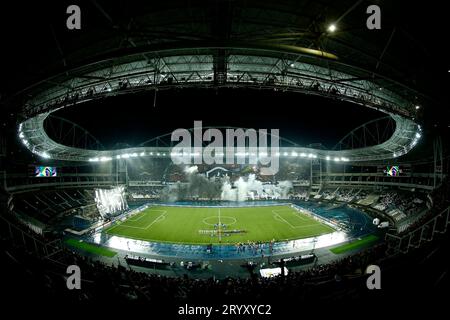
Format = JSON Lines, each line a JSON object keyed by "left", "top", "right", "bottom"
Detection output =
{"left": 203, "top": 216, "right": 237, "bottom": 226}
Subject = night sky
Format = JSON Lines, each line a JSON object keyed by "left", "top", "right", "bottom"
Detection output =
{"left": 1, "top": 1, "right": 449, "bottom": 153}
{"left": 51, "top": 88, "right": 384, "bottom": 149}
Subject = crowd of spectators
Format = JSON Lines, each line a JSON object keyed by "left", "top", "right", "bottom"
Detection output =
{"left": 353, "top": 189, "right": 369, "bottom": 202}
{"left": 128, "top": 186, "right": 163, "bottom": 199}
{"left": 335, "top": 188, "right": 362, "bottom": 202}
{"left": 12, "top": 189, "right": 97, "bottom": 224}
{"left": 398, "top": 178, "right": 450, "bottom": 234}
{"left": 289, "top": 187, "right": 309, "bottom": 200}
{"left": 372, "top": 191, "right": 426, "bottom": 217}
{"left": 1, "top": 228, "right": 387, "bottom": 303}
{"left": 2, "top": 178, "right": 449, "bottom": 304}
{"left": 316, "top": 188, "right": 337, "bottom": 200}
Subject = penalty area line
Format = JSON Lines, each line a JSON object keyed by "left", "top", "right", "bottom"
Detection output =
{"left": 119, "top": 211, "right": 167, "bottom": 230}
{"left": 273, "top": 211, "right": 320, "bottom": 229}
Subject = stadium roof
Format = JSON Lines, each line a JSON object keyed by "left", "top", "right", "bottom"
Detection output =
{"left": 2, "top": 0, "right": 446, "bottom": 162}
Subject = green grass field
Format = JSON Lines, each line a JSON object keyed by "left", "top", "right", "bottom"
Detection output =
{"left": 330, "top": 234, "right": 379, "bottom": 254}
{"left": 65, "top": 238, "right": 117, "bottom": 257}
{"left": 105, "top": 205, "right": 335, "bottom": 245}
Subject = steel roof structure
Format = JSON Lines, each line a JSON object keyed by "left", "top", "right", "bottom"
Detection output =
{"left": 12, "top": 0, "right": 429, "bottom": 163}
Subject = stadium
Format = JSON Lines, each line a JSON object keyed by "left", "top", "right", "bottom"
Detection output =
{"left": 0, "top": 0, "right": 449, "bottom": 313}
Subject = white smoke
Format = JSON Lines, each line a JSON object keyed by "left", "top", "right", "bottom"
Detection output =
{"left": 161, "top": 170, "right": 293, "bottom": 202}
{"left": 95, "top": 186, "right": 128, "bottom": 217}
{"left": 184, "top": 165, "right": 198, "bottom": 175}
{"left": 221, "top": 177, "right": 236, "bottom": 201}
{"left": 277, "top": 180, "right": 293, "bottom": 198}
{"left": 220, "top": 174, "right": 292, "bottom": 201}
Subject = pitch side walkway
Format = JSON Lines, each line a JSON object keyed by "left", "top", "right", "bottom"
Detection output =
{"left": 89, "top": 230, "right": 353, "bottom": 260}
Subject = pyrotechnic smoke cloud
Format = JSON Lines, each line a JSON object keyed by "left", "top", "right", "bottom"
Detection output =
{"left": 161, "top": 167, "right": 292, "bottom": 202}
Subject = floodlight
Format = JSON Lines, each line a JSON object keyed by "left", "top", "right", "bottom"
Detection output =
{"left": 327, "top": 24, "right": 337, "bottom": 32}
{"left": 41, "top": 152, "right": 51, "bottom": 159}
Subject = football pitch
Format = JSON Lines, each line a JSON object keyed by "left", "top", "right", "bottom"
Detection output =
{"left": 105, "top": 205, "right": 335, "bottom": 245}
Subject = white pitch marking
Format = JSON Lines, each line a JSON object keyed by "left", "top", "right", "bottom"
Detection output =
{"left": 218, "top": 208, "right": 221, "bottom": 242}
{"left": 121, "top": 211, "right": 167, "bottom": 230}
{"left": 127, "top": 209, "right": 167, "bottom": 222}
{"left": 273, "top": 209, "right": 308, "bottom": 222}
{"left": 272, "top": 210, "right": 317, "bottom": 229}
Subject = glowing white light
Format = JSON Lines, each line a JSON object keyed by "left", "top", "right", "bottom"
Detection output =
{"left": 275, "top": 152, "right": 280, "bottom": 156}
{"left": 334, "top": 157, "right": 340, "bottom": 162}
{"left": 116, "top": 155, "right": 121, "bottom": 159}
{"left": 300, "top": 153, "right": 306, "bottom": 157}
{"left": 140, "top": 152, "right": 145, "bottom": 156}
{"left": 121, "top": 154, "right": 130, "bottom": 159}
{"left": 100, "top": 156, "right": 112, "bottom": 162}
{"left": 41, "top": 152, "right": 51, "bottom": 159}
{"left": 415, "top": 105, "right": 420, "bottom": 110}
{"left": 326, "top": 156, "right": 330, "bottom": 160}
{"left": 173, "top": 152, "right": 184, "bottom": 157}
{"left": 415, "top": 132, "right": 421, "bottom": 139}
{"left": 95, "top": 186, "right": 127, "bottom": 217}
{"left": 308, "top": 153, "right": 314, "bottom": 158}
{"left": 283, "top": 152, "right": 288, "bottom": 156}
{"left": 19, "top": 132, "right": 24, "bottom": 138}
{"left": 291, "top": 152, "right": 298, "bottom": 157}
{"left": 327, "top": 24, "right": 337, "bottom": 32}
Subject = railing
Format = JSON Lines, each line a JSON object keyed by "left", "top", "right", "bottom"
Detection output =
{"left": 385, "top": 206, "right": 450, "bottom": 255}
{"left": 323, "top": 180, "right": 435, "bottom": 190}
{"left": 0, "top": 214, "right": 63, "bottom": 258}
{"left": 23, "top": 53, "right": 417, "bottom": 119}
{"left": 3, "top": 173, "right": 123, "bottom": 193}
